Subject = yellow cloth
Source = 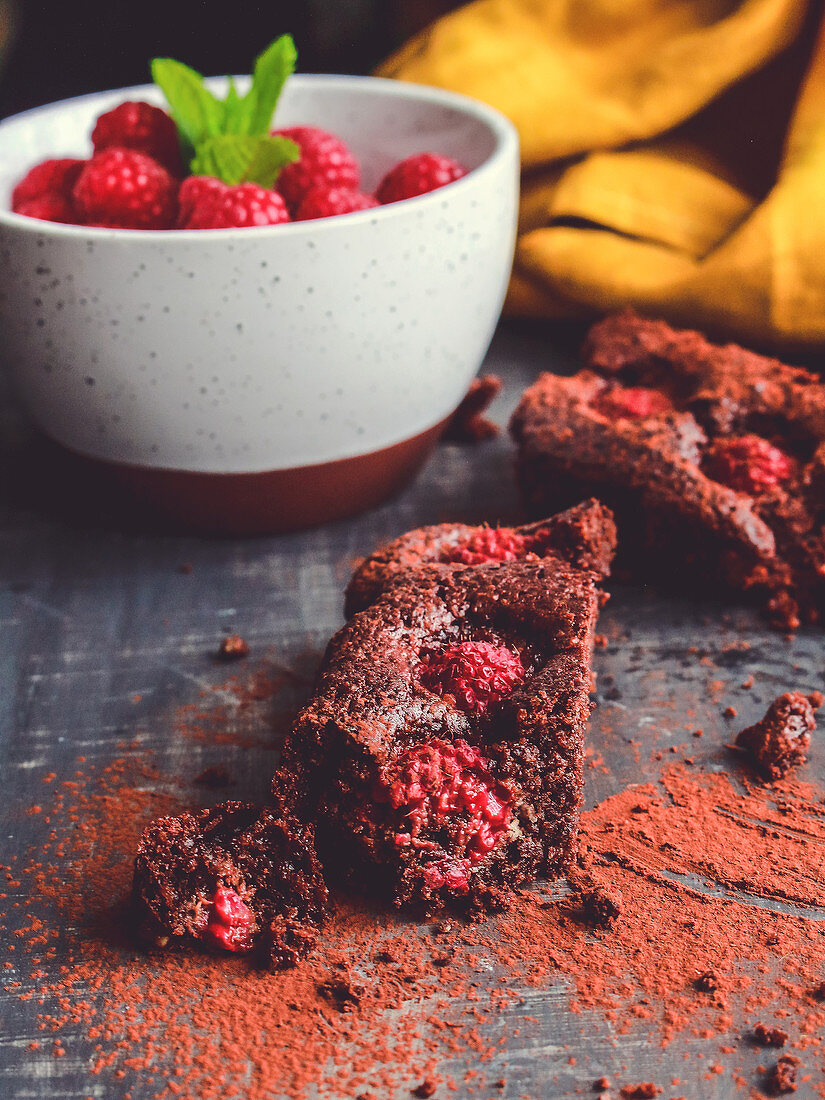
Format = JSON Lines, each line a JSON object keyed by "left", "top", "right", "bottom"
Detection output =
{"left": 379, "top": 0, "right": 825, "bottom": 353}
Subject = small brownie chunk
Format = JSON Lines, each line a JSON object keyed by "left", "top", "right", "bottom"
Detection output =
{"left": 133, "top": 801, "right": 328, "bottom": 968}
{"left": 510, "top": 310, "right": 825, "bottom": 630}
{"left": 735, "top": 691, "right": 822, "bottom": 780}
{"left": 273, "top": 558, "right": 605, "bottom": 912}
{"left": 345, "top": 498, "right": 616, "bottom": 615}
{"left": 765, "top": 1054, "right": 801, "bottom": 1095}
{"left": 752, "top": 1023, "right": 789, "bottom": 1047}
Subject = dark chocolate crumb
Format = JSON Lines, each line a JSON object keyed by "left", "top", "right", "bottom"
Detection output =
{"left": 752, "top": 1022, "right": 789, "bottom": 1047}
{"left": 694, "top": 970, "right": 720, "bottom": 992}
{"left": 318, "top": 973, "right": 365, "bottom": 1012}
{"left": 764, "top": 1054, "right": 800, "bottom": 1095}
{"left": 412, "top": 1079, "right": 437, "bottom": 1098}
{"left": 620, "top": 1085, "right": 661, "bottom": 1099}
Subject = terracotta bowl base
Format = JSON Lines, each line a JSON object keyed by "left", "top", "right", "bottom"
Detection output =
{"left": 42, "top": 421, "right": 446, "bottom": 536}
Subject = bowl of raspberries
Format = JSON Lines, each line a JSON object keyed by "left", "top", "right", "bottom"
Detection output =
{"left": 0, "top": 37, "right": 518, "bottom": 533}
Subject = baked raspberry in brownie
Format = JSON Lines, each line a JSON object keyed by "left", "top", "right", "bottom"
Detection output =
{"left": 510, "top": 310, "right": 825, "bottom": 629}
{"left": 133, "top": 802, "right": 328, "bottom": 968}
{"left": 273, "top": 558, "right": 604, "bottom": 912}
{"left": 345, "top": 498, "right": 617, "bottom": 615}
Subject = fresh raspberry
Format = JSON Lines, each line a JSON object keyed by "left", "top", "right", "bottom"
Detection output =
{"left": 271, "top": 126, "right": 359, "bottom": 210}
{"left": 92, "top": 101, "right": 183, "bottom": 176}
{"left": 14, "top": 193, "right": 79, "bottom": 224}
{"left": 593, "top": 386, "right": 673, "bottom": 420}
{"left": 176, "top": 175, "right": 228, "bottom": 227}
{"left": 181, "top": 182, "right": 289, "bottom": 229}
{"left": 704, "top": 434, "right": 795, "bottom": 495}
{"left": 378, "top": 739, "right": 512, "bottom": 889}
{"left": 376, "top": 153, "right": 467, "bottom": 205}
{"left": 72, "top": 148, "right": 178, "bottom": 230}
{"left": 201, "top": 887, "right": 256, "bottom": 952}
{"left": 419, "top": 641, "right": 527, "bottom": 715}
{"left": 12, "top": 158, "right": 85, "bottom": 209}
{"left": 443, "top": 528, "right": 528, "bottom": 566}
{"left": 294, "top": 184, "right": 378, "bottom": 221}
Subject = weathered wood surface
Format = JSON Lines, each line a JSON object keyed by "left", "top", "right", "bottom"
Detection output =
{"left": 1, "top": 321, "right": 823, "bottom": 1098}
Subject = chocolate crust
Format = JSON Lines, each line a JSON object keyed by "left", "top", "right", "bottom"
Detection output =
{"left": 273, "top": 559, "right": 603, "bottom": 912}
{"left": 345, "top": 498, "right": 617, "bottom": 616}
{"left": 510, "top": 311, "right": 825, "bottom": 629}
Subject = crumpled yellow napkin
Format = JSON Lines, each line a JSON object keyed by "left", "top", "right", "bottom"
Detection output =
{"left": 379, "top": 0, "right": 825, "bottom": 353}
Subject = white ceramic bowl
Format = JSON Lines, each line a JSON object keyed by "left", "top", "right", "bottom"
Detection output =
{"left": 0, "top": 75, "right": 519, "bottom": 533}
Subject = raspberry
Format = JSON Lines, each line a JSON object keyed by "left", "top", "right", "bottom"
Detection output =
{"left": 92, "top": 101, "right": 183, "bottom": 176}
{"left": 704, "top": 434, "right": 794, "bottom": 495}
{"left": 12, "top": 158, "right": 85, "bottom": 209}
{"left": 14, "top": 193, "right": 79, "bottom": 224}
{"left": 182, "top": 182, "right": 289, "bottom": 230}
{"left": 593, "top": 386, "right": 673, "bottom": 420}
{"left": 176, "top": 175, "right": 228, "bottom": 227}
{"left": 379, "top": 739, "right": 512, "bottom": 888}
{"left": 419, "top": 641, "right": 527, "bottom": 715}
{"left": 201, "top": 887, "right": 256, "bottom": 952}
{"left": 443, "top": 528, "right": 528, "bottom": 566}
{"left": 72, "top": 148, "right": 178, "bottom": 230}
{"left": 271, "top": 126, "right": 360, "bottom": 210}
{"left": 294, "top": 185, "right": 378, "bottom": 221}
{"left": 376, "top": 153, "right": 467, "bottom": 205}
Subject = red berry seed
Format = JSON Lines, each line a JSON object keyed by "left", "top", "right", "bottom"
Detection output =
{"left": 294, "top": 185, "right": 378, "bottom": 221}
{"left": 12, "top": 158, "right": 85, "bottom": 210}
{"left": 201, "top": 887, "right": 256, "bottom": 952}
{"left": 419, "top": 640, "right": 527, "bottom": 715}
{"left": 73, "top": 148, "right": 178, "bottom": 230}
{"left": 442, "top": 528, "right": 529, "bottom": 566}
{"left": 92, "top": 101, "right": 183, "bottom": 176}
{"left": 705, "top": 434, "right": 795, "bottom": 495}
{"left": 593, "top": 386, "right": 673, "bottom": 420}
{"left": 376, "top": 152, "right": 467, "bottom": 205}
{"left": 272, "top": 126, "right": 360, "bottom": 211}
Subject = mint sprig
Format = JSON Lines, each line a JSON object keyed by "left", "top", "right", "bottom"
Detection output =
{"left": 151, "top": 34, "right": 299, "bottom": 189}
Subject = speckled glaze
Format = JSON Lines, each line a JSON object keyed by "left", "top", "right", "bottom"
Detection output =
{"left": 0, "top": 76, "right": 519, "bottom": 487}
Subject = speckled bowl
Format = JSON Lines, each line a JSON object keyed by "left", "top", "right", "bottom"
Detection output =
{"left": 0, "top": 75, "right": 518, "bottom": 534}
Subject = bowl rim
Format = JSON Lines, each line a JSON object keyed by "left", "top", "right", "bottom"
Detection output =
{"left": 0, "top": 72, "right": 519, "bottom": 240}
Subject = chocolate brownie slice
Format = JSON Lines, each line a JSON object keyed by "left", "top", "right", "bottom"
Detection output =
{"left": 510, "top": 310, "right": 825, "bottom": 629}
{"left": 273, "top": 558, "right": 603, "bottom": 912}
{"left": 345, "top": 498, "right": 617, "bottom": 615}
{"left": 133, "top": 801, "right": 328, "bottom": 968}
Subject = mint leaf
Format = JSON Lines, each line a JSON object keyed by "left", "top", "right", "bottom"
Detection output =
{"left": 240, "top": 34, "right": 297, "bottom": 135}
{"left": 190, "top": 134, "right": 299, "bottom": 187}
{"left": 151, "top": 58, "right": 224, "bottom": 149}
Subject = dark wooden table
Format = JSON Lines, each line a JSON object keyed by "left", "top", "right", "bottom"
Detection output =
{"left": 1, "top": 321, "right": 822, "bottom": 1098}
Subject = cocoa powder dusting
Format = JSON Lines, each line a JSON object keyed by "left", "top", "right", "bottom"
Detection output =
{"left": 6, "top": 661, "right": 825, "bottom": 1097}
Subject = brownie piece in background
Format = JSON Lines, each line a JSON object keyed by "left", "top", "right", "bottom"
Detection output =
{"left": 345, "top": 498, "right": 616, "bottom": 615}
{"left": 273, "top": 557, "right": 607, "bottom": 913}
{"left": 510, "top": 310, "right": 825, "bottom": 629}
{"left": 133, "top": 802, "right": 328, "bottom": 968}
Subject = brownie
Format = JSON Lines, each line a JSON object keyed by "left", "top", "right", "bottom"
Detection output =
{"left": 345, "top": 498, "right": 617, "bottom": 616}
{"left": 133, "top": 801, "right": 329, "bottom": 968}
{"left": 734, "top": 691, "right": 822, "bottom": 780}
{"left": 273, "top": 558, "right": 604, "bottom": 912}
{"left": 510, "top": 310, "right": 825, "bottom": 629}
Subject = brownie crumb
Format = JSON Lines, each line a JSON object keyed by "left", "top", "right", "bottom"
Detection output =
{"left": 694, "top": 970, "right": 720, "bottom": 992}
{"left": 444, "top": 375, "right": 501, "bottom": 443}
{"left": 412, "top": 1078, "right": 438, "bottom": 1098}
{"left": 752, "top": 1022, "right": 789, "bottom": 1047}
{"left": 574, "top": 878, "right": 623, "bottom": 929}
{"left": 177, "top": 562, "right": 193, "bottom": 574}
{"left": 812, "top": 981, "right": 825, "bottom": 1001}
{"left": 620, "top": 1085, "right": 661, "bottom": 1099}
{"left": 318, "top": 973, "right": 365, "bottom": 1012}
{"left": 724, "top": 705, "right": 738, "bottom": 718}
{"left": 217, "top": 634, "right": 250, "bottom": 661}
{"left": 193, "top": 764, "right": 231, "bottom": 789}
{"left": 593, "top": 1078, "right": 611, "bottom": 1091}
{"left": 764, "top": 1054, "right": 800, "bottom": 1094}
{"left": 494, "top": 1080, "right": 506, "bottom": 1091}
{"left": 735, "top": 692, "right": 821, "bottom": 779}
